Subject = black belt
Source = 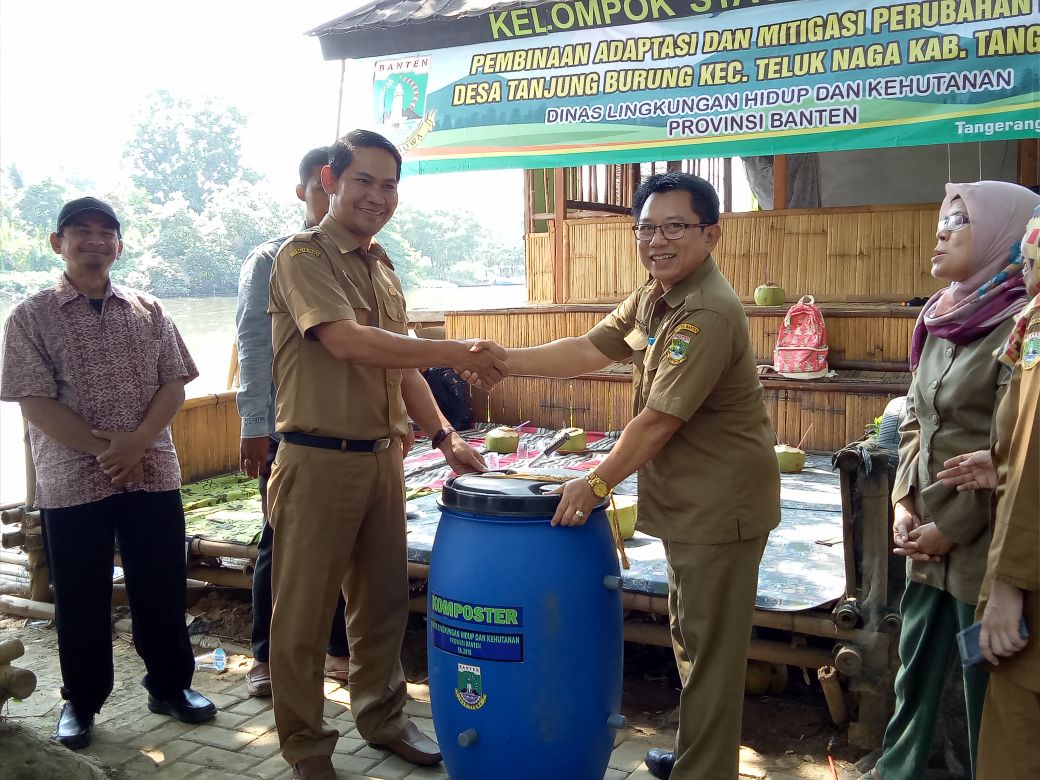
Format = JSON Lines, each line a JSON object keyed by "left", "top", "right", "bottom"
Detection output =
{"left": 283, "top": 432, "right": 395, "bottom": 453}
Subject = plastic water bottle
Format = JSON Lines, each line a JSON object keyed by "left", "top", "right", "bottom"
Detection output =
{"left": 194, "top": 647, "right": 226, "bottom": 672}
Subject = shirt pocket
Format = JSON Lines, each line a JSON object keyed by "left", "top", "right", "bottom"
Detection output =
{"left": 340, "top": 270, "right": 372, "bottom": 326}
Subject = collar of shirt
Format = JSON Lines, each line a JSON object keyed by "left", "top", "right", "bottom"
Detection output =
{"left": 318, "top": 215, "right": 392, "bottom": 267}
{"left": 54, "top": 273, "right": 130, "bottom": 308}
{"left": 659, "top": 255, "right": 717, "bottom": 310}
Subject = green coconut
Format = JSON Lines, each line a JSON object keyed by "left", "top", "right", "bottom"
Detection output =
{"left": 485, "top": 426, "right": 519, "bottom": 454}
{"left": 557, "top": 427, "right": 587, "bottom": 453}
{"left": 607, "top": 495, "right": 638, "bottom": 540}
{"left": 774, "top": 444, "right": 806, "bottom": 473}
{"left": 754, "top": 283, "right": 786, "bottom": 306}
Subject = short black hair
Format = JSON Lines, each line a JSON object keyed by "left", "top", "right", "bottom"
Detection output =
{"left": 632, "top": 173, "right": 720, "bottom": 226}
{"left": 328, "top": 130, "right": 402, "bottom": 181}
{"left": 299, "top": 147, "right": 331, "bottom": 185}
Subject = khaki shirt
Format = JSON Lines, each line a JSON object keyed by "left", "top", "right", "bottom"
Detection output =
{"left": 269, "top": 214, "right": 409, "bottom": 440}
{"left": 588, "top": 257, "right": 781, "bottom": 544}
{"left": 977, "top": 302, "right": 1040, "bottom": 691}
{"left": 893, "top": 320, "right": 1014, "bottom": 604}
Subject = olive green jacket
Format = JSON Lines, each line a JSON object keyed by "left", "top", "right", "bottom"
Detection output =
{"left": 892, "top": 320, "right": 1015, "bottom": 604}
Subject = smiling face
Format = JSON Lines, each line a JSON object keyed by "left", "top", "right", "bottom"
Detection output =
{"left": 50, "top": 212, "right": 123, "bottom": 282}
{"left": 931, "top": 198, "right": 974, "bottom": 283}
{"left": 636, "top": 190, "right": 721, "bottom": 290}
{"left": 321, "top": 146, "right": 399, "bottom": 243}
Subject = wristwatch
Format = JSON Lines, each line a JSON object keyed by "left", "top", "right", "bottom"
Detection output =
{"left": 585, "top": 471, "right": 611, "bottom": 498}
{"left": 432, "top": 427, "right": 457, "bottom": 449}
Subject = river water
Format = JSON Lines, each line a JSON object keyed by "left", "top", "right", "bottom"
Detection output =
{"left": 0, "top": 285, "right": 526, "bottom": 504}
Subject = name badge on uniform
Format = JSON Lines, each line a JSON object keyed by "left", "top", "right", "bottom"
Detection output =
{"left": 666, "top": 323, "right": 700, "bottom": 365}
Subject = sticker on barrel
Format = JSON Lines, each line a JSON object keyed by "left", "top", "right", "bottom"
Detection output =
{"left": 430, "top": 619, "right": 524, "bottom": 662}
{"left": 456, "top": 663, "right": 487, "bottom": 710}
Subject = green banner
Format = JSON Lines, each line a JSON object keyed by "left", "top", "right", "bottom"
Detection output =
{"left": 362, "top": 0, "right": 1040, "bottom": 174}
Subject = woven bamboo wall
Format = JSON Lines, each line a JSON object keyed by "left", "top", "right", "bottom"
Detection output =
{"left": 471, "top": 374, "right": 902, "bottom": 452}
{"left": 447, "top": 305, "right": 917, "bottom": 367}
{"left": 525, "top": 233, "right": 554, "bottom": 303}
{"left": 524, "top": 203, "right": 945, "bottom": 304}
{"left": 172, "top": 391, "right": 240, "bottom": 483}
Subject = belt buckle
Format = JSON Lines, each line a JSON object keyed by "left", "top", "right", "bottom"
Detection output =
{"left": 373, "top": 437, "right": 392, "bottom": 452}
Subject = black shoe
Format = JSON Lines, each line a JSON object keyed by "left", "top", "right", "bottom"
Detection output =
{"left": 645, "top": 748, "right": 675, "bottom": 780}
{"left": 53, "top": 702, "right": 93, "bottom": 750}
{"left": 147, "top": 689, "right": 216, "bottom": 724}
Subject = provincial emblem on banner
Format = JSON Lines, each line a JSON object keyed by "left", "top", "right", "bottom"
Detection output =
{"left": 373, "top": 56, "right": 437, "bottom": 153}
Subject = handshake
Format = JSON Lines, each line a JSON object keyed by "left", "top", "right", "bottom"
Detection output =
{"left": 451, "top": 339, "right": 510, "bottom": 388}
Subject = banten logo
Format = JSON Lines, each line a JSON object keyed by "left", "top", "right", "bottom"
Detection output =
{"left": 455, "top": 663, "right": 488, "bottom": 710}
{"left": 374, "top": 56, "right": 437, "bottom": 153}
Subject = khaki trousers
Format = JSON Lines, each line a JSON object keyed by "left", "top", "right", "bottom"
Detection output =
{"left": 977, "top": 670, "right": 1040, "bottom": 780}
{"left": 664, "top": 534, "right": 769, "bottom": 780}
{"left": 268, "top": 441, "right": 409, "bottom": 765}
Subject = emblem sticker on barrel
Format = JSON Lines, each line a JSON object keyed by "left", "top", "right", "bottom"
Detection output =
{"left": 431, "top": 619, "right": 524, "bottom": 662}
{"left": 455, "top": 663, "right": 487, "bottom": 710}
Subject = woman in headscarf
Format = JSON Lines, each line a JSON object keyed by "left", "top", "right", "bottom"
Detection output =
{"left": 864, "top": 181, "right": 1040, "bottom": 780}
{"left": 936, "top": 204, "right": 1040, "bottom": 780}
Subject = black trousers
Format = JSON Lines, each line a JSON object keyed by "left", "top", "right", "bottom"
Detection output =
{"left": 41, "top": 490, "right": 196, "bottom": 714}
{"left": 252, "top": 438, "right": 349, "bottom": 662}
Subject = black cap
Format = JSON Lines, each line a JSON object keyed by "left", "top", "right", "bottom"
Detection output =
{"left": 56, "top": 197, "right": 121, "bottom": 233}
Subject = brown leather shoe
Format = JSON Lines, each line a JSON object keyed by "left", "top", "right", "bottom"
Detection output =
{"left": 245, "top": 661, "right": 272, "bottom": 697}
{"left": 292, "top": 755, "right": 336, "bottom": 780}
{"left": 372, "top": 720, "right": 442, "bottom": 766}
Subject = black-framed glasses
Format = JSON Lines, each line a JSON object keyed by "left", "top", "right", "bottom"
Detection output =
{"left": 937, "top": 213, "right": 970, "bottom": 233}
{"left": 632, "top": 222, "right": 713, "bottom": 241}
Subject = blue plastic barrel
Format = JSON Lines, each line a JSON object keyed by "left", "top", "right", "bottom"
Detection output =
{"left": 428, "top": 473, "right": 624, "bottom": 780}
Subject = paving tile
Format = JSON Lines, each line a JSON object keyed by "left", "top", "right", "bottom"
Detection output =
{"left": 179, "top": 744, "right": 264, "bottom": 773}
{"left": 403, "top": 699, "right": 433, "bottom": 718}
{"left": 139, "top": 738, "right": 202, "bottom": 766}
{"left": 609, "top": 738, "right": 660, "bottom": 772}
{"left": 189, "top": 673, "right": 242, "bottom": 695}
{"left": 154, "top": 763, "right": 203, "bottom": 779}
{"left": 332, "top": 751, "right": 386, "bottom": 775}
{"left": 120, "top": 754, "right": 163, "bottom": 775}
{"left": 326, "top": 686, "right": 352, "bottom": 706}
{"left": 211, "top": 710, "right": 251, "bottom": 729}
{"left": 239, "top": 709, "right": 278, "bottom": 736}
{"left": 324, "top": 698, "right": 349, "bottom": 718}
{"left": 228, "top": 697, "right": 273, "bottom": 716}
{"left": 252, "top": 754, "right": 295, "bottom": 780}
{"left": 239, "top": 729, "right": 282, "bottom": 759}
{"left": 128, "top": 721, "right": 199, "bottom": 750}
{"left": 333, "top": 736, "right": 367, "bottom": 755}
{"left": 204, "top": 691, "right": 248, "bottom": 709}
{"left": 604, "top": 769, "right": 630, "bottom": 780}
{"left": 402, "top": 767, "right": 449, "bottom": 780}
{"left": 355, "top": 745, "right": 393, "bottom": 760}
{"left": 179, "top": 723, "right": 260, "bottom": 750}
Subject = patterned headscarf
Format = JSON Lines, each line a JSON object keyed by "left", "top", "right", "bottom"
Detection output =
{"left": 910, "top": 181, "right": 1040, "bottom": 370}
{"left": 996, "top": 205, "right": 1040, "bottom": 368}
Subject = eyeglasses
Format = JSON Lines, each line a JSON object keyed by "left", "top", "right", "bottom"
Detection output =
{"left": 937, "top": 213, "right": 970, "bottom": 233}
{"left": 632, "top": 222, "right": 713, "bottom": 241}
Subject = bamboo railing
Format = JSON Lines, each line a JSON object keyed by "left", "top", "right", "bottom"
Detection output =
{"left": 527, "top": 203, "right": 944, "bottom": 305}
{"left": 171, "top": 391, "right": 240, "bottom": 483}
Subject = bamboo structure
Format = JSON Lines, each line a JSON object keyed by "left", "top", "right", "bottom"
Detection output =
{"left": 171, "top": 391, "right": 241, "bottom": 483}
{"left": 525, "top": 203, "right": 944, "bottom": 305}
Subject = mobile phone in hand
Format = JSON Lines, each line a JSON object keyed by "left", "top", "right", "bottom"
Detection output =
{"left": 957, "top": 618, "right": 1030, "bottom": 667}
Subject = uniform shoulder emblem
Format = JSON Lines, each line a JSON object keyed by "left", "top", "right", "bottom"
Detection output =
{"left": 282, "top": 229, "right": 326, "bottom": 259}
{"left": 666, "top": 323, "right": 700, "bottom": 365}
{"left": 288, "top": 245, "right": 323, "bottom": 258}
{"left": 1023, "top": 330, "right": 1040, "bottom": 370}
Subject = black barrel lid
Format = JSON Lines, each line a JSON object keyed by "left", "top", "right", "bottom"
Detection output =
{"left": 439, "top": 471, "right": 607, "bottom": 517}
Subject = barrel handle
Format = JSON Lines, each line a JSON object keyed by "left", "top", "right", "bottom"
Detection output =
{"left": 458, "top": 728, "right": 479, "bottom": 747}
{"left": 607, "top": 714, "right": 627, "bottom": 730}
{"left": 603, "top": 575, "right": 622, "bottom": 591}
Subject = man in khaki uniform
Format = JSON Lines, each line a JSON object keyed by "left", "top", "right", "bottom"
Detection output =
{"left": 939, "top": 207, "right": 1040, "bottom": 779}
{"left": 480, "top": 173, "right": 781, "bottom": 780}
{"left": 266, "top": 129, "right": 506, "bottom": 780}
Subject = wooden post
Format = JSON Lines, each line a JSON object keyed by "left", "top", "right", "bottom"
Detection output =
{"left": 226, "top": 342, "right": 239, "bottom": 390}
{"left": 772, "top": 154, "right": 788, "bottom": 210}
{"left": 552, "top": 167, "right": 567, "bottom": 304}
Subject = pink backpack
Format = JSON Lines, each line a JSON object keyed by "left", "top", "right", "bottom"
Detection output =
{"left": 774, "top": 295, "right": 829, "bottom": 378}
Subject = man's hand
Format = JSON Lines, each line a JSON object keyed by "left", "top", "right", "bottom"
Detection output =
{"left": 112, "top": 460, "right": 145, "bottom": 487}
{"left": 440, "top": 433, "right": 487, "bottom": 475}
{"left": 937, "top": 450, "right": 997, "bottom": 491}
{"left": 550, "top": 477, "right": 600, "bottom": 527}
{"left": 241, "top": 436, "right": 270, "bottom": 478}
{"left": 93, "top": 429, "right": 148, "bottom": 485}
{"left": 900, "top": 521, "right": 954, "bottom": 561}
{"left": 455, "top": 340, "right": 508, "bottom": 388}
{"left": 980, "top": 580, "right": 1028, "bottom": 665}
{"left": 892, "top": 499, "right": 941, "bottom": 561}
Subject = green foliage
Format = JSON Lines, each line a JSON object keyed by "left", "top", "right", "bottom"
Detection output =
{"left": 16, "top": 180, "right": 67, "bottom": 233}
